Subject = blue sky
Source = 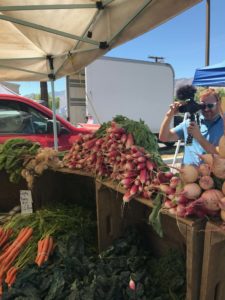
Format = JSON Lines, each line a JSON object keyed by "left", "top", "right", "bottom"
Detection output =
{"left": 17, "top": 0, "right": 225, "bottom": 96}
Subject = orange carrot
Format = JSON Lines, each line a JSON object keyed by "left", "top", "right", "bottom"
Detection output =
{"left": 35, "top": 236, "right": 53, "bottom": 267}
{"left": 44, "top": 236, "right": 54, "bottom": 262}
{"left": 5, "top": 266, "right": 18, "bottom": 287}
{"left": 36, "top": 236, "right": 50, "bottom": 266}
{"left": 35, "top": 239, "right": 44, "bottom": 264}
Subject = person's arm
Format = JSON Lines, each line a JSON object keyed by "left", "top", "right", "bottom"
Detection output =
{"left": 159, "top": 102, "right": 180, "bottom": 142}
{"left": 188, "top": 122, "right": 218, "bottom": 154}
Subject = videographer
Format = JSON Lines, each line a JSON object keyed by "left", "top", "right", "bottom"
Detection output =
{"left": 159, "top": 85, "right": 224, "bottom": 165}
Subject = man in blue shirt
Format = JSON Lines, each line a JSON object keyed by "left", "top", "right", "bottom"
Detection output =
{"left": 159, "top": 86, "right": 224, "bottom": 165}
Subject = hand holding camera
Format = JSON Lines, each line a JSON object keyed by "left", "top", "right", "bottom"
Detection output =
{"left": 187, "top": 121, "right": 201, "bottom": 140}
{"left": 167, "top": 102, "right": 182, "bottom": 117}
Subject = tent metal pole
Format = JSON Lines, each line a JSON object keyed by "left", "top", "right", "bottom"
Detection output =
{"left": 47, "top": 56, "right": 58, "bottom": 150}
{"left": 0, "top": 64, "right": 46, "bottom": 76}
{"left": 0, "top": 4, "right": 97, "bottom": 11}
{"left": 108, "top": 0, "right": 152, "bottom": 46}
{"left": 205, "top": 0, "right": 210, "bottom": 66}
{"left": 0, "top": 15, "right": 100, "bottom": 46}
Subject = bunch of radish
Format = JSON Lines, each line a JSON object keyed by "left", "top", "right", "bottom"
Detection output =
{"left": 162, "top": 163, "right": 225, "bottom": 219}
{"left": 63, "top": 122, "right": 170, "bottom": 202}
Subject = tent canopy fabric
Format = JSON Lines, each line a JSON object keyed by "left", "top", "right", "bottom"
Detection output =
{"left": 0, "top": 0, "right": 202, "bottom": 82}
{"left": 192, "top": 61, "right": 225, "bottom": 87}
{"left": 0, "top": 82, "right": 19, "bottom": 94}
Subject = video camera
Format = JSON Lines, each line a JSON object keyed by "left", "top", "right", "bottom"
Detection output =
{"left": 178, "top": 99, "right": 205, "bottom": 114}
{"left": 176, "top": 85, "right": 199, "bottom": 145}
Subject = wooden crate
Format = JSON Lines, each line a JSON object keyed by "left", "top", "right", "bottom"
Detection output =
{"left": 0, "top": 169, "right": 96, "bottom": 212}
{"left": 96, "top": 179, "right": 206, "bottom": 300}
{"left": 33, "top": 168, "right": 96, "bottom": 210}
{"left": 200, "top": 221, "right": 225, "bottom": 300}
{"left": 0, "top": 170, "right": 27, "bottom": 212}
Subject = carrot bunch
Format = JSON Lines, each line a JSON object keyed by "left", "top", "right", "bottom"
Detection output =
{"left": 35, "top": 235, "right": 54, "bottom": 267}
{"left": 0, "top": 227, "right": 33, "bottom": 294}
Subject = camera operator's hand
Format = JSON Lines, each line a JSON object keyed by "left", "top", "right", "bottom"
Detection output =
{"left": 166, "top": 102, "right": 181, "bottom": 117}
{"left": 187, "top": 121, "right": 202, "bottom": 140}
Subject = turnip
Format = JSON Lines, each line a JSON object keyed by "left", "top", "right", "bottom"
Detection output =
{"left": 176, "top": 204, "right": 186, "bottom": 217}
{"left": 222, "top": 181, "right": 225, "bottom": 195}
{"left": 219, "top": 197, "right": 225, "bottom": 210}
{"left": 199, "top": 153, "right": 213, "bottom": 167}
{"left": 220, "top": 210, "right": 225, "bottom": 222}
{"left": 199, "top": 175, "right": 214, "bottom": 190}
{"left": 201, "top": 189, "right": 224, "bottom": 211}
{"left": 198, "top": 163, "right": 211, "bottom": 176}
{"left": 211, "top": 155, "right": 225, "bottom": 179}
{"left": 182, "top": 183, "right": 202, "bottom": 199}
{"left": 179, "top": 165, "right": 199, "bottom": 183}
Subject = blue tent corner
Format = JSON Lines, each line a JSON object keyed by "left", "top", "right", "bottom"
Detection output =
{"left": 192, "top": 61, "right": 225, "bottom": 87}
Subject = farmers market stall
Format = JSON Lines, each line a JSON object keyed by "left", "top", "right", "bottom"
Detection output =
{"left": 1, "top": 114, "right": 225, "bottom": 299}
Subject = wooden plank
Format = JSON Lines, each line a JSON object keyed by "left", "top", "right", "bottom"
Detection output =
{"left": 200, "top": 222, "right": 225, "bottom": 300}
{"left": 54, "top": 167, "right": 94, "bottom": 177}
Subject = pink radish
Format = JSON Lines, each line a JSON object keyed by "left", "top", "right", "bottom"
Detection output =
{"left": 146, "top": 160, "right": 155, "bottom": 171}
{"left": 125, "top": 133, "right": 134, "bottom": 149}
{"left": 140, "top": 169, "right": 148, "bottom": 184}
{"left": 137, "top": 163, "right": 146, "bottom": 170}
{"left": 130, "top": 184, "right": 138, "bottom": 196}
{"left": 123, "top": 191, "right": 132, "bottom": 202}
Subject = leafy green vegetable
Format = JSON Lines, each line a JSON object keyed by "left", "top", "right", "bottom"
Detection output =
{"left": 3, "top": 225, "right": 186, "bottom": 300}
{"left": 148, "top": 194, "right": 164, "bottom": 238}
{"left": 0, "top": 138, "right": 40, "bottom": 183}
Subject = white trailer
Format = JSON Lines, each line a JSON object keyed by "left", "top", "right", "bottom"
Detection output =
{"left": 67, "top": 56, "right": 174, "bottom": 136}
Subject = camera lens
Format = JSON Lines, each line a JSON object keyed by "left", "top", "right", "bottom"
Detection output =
{"left": 178, "top": 105, "right": 188, "bottom": 113}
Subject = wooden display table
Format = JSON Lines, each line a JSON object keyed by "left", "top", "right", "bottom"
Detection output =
{"left": 200, "top": 221, "right": 225, "bottom": 300}
{"left": 96, "top": 178, "right": 205, "bottom": 300}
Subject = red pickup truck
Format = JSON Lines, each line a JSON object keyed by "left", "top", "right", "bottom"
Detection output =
{"left": 0, "top": 94, "right": 97, "bottom": 150}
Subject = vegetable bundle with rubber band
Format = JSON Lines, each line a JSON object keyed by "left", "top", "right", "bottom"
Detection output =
{"left": 63, "top": 115, "right": 168, "bottom": 203}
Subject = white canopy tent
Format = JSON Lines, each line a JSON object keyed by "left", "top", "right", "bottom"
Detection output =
{"left": 0, "top": 0, "right": 202, "bottom": 148}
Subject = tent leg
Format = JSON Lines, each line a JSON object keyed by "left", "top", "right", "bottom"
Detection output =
{"left": 50, "top": 79, "right": 58, "bottom": 150}
{"left": 48, "top": 56, "right": 58, "bottom": 150}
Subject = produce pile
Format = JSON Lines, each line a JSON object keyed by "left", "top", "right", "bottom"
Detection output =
{"left": 161, "top": 159, "right": 225, "bottom": 220}
{"left": 161, "top": 110, "right": 225, "bottom": 220}
{"left": 0, "top": 139, "right": 40, "bottom": 183}
{"left": 2, "top": 221, "right": 186, "bottom": 300}
{"left": 0, "top": 204, "right": 96, "bottom": 298}
{"left": 63, "top": 115, "right": 168, "bottom": 203}
{"left": 21, "top": 147, "right": 63, "bottom": 189}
